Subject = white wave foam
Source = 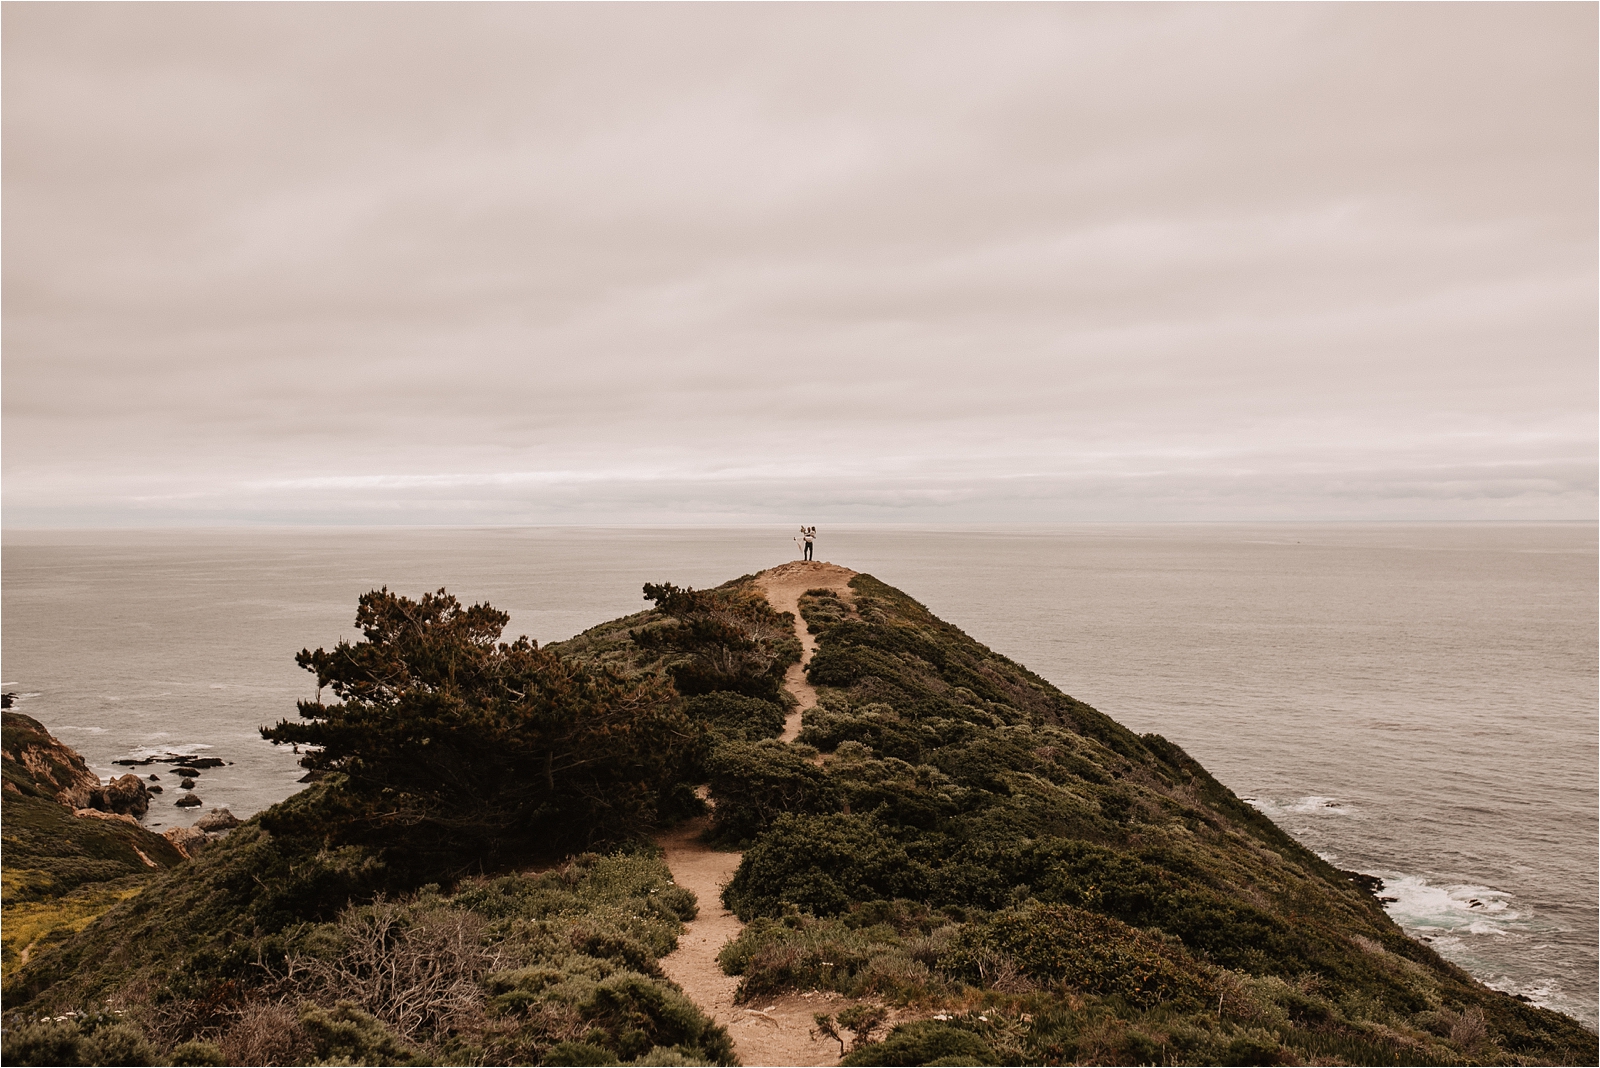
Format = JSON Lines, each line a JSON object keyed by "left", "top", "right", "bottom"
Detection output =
{"left": 54, "top": 725, "right": 110, "bottom": 734}
{"left": 1378, "top": 873, "right": 1521, "bottom": 935}
{"left": 123, "top": 742, "right": 217, "bottom": 759}
{"left": 1245, "top": 794, "right": 1361, "bottom": 817}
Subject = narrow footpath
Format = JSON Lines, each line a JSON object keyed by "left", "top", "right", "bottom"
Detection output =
{"left": 655, "top": 560, "right": 858, "bottom": 1067}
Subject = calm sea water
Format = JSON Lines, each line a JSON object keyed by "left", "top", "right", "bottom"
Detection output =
{"left": 3, "top": 524, "right": 1594, "bottom": 1027}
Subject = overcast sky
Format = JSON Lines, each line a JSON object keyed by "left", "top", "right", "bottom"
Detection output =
{"left": 4, "top": 3, "right": 1594, "bottom": 526}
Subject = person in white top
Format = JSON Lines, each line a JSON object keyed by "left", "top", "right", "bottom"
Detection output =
{"left": 802, "top": 526, "right": 815, "bottom": 561}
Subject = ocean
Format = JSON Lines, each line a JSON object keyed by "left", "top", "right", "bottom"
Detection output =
{"left": 3, "top": 523, "right": 1594, "bottom": 1027}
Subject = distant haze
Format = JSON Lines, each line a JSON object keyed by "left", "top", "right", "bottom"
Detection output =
{"left": 4, "top": 3, "right": 1595, "bottom": 526}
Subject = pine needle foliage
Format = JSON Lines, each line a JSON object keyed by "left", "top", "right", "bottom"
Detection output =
{"left": 261, "top": 588, "right": 691, "bottom": 880}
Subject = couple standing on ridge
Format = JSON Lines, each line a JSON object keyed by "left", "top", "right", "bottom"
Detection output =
{"left": 797, "top": 525, "right": 816, "bottom": 561}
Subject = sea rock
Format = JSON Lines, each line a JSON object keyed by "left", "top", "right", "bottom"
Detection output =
{"left": 175, "top": 794, "right": 202, "bottom": 808}
{"left": 74, "top": 807, "right": 140, "bottom": 826}
{"left": 171, "top": 766, "right": 202, "bottom": 778}
{"left": 194, "top": 807, "right": 241, "bottom": 833}
{"left": 115, "top": 753, "right": 227, "bottom": 769}
{"left": 148, "top": 773, "right": 161, "bottom": 780}
{"left": 91, "top": 773, "right": 151, "bottom": 818}
{"left": 149, "top": 783, "right": 164, "bottom": 794}
{"left": 180, "top": 777, "right": 197, "bottom": 789}
{"left": 162, "top": 825, "right": 210, "bottom": 859}
{"left": 1342, "top": 870, "right": 1386, "bottom": 897}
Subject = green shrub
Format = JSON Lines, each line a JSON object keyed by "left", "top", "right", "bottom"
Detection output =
{"left": 633, "top": 582, "right": 800, "bottom": 701}
{"left": 798, "top": 588, "right": 849, "bottom": 635}
{"left": 297, "top": 1002, "right": 415, "bottom": 1066}
{"left": 79, "top": 1022, "right": 155, "bottom": 1066}
{"left": 718, "top": 915, "right": 882, "bottom": 1000}
{"left": 683, "top": 693, "right": 787, "bottom": 743}
{"left": 798, "top": 703, "right": 941, "bottom": 764}
{"left": 718, "top": 899, "right": 960, "bottom": 1003}
{"left": 940, "top": 904, "right": 1212, "bottom": 1009}
{"left": 723, "top": 814, "right": 931, "bottom": 919}
{"left": 829, "top": 756, "right": 966, "bottom": 832}
{"left": 544, "top": 1040, "right": 620, "bottom": 1065}
{"left": 579, "top": 972, "right": 734, "bottom": 1063}
{"left": 167, "top": 1039, "right": 229, "bottom": 1066}
{"left": 704, "top": 741, "right": 835, "bottom": 845}
{"left": 842, "top": 1020, "right": 997, "bottom": 1066}
{"left": 629, "top": 1047, "right": 715, "bottom": 1066}
{"left": 1221, "top": 1028, "right": 1285, "bottom": 1066}
{"left": 1, "top": 1016, "right": 85, "bottom": 1066}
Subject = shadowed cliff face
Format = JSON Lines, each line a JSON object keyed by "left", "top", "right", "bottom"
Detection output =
{"left": 2, "top": 712, "right": 155, "bottom": 820}
{"left": 3, "top": 713, "right": 185, "bottom": 895}
{"left": 2, "top": 712, "right": 101, "bottom": 809}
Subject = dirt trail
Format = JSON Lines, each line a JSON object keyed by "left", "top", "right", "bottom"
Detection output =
{"left": 754, "top": 561, "right": 858, "bottom": 742}
{"left": 655, "top": 560, "right": 858, "bottom": 1067}
{"left": 657, "top": 819, "right": 844, "bottom": 1066}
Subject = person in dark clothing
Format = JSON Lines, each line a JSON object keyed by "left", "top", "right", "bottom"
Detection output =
{"left": 802, "top": 526, "right": 815, "bottom": 561}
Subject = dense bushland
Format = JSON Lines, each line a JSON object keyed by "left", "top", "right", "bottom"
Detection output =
{"left": 629, "top": 582, "right": 800, "bottom": 702}
{"left": 4, "top": 581, "right": 789, "bottom": 1065}
{"left": 710, "top": 574, "right": 1598, "bottom": 1066}
{"left": 6, "top": 571, "right": 1595, "bottom": 1065}
{"left": 3, "top": 848, "right": 731, "bottom": 1066}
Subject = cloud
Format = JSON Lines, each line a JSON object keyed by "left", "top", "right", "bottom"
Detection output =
{"left": 3, "top": 4, "right": 1594, "bottom": 525}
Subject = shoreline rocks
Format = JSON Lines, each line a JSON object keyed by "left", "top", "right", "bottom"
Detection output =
{"left": 162, "top": 825, "right": 208, "bottom": 858}
{"left": 0, "top": 711, "right": 153, "bottom": 817}
{"left": 193, "top": 807, "right": 241, "bottom": 833}
{"left": 163, "top": 808, "right": 242, "bottom": 858}
{"left": 73, "top": 807, "right": 140, "bottom": 826}
{"left": 92, "top": 773, "right": 151, "bottom": 818}
{"left": 112, "top": 754, "right": 227, "bottom": 769}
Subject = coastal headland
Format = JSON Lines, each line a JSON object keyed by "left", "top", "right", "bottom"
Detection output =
{"left": 3, "top": 562, "right": 1593, "bottom": 1066}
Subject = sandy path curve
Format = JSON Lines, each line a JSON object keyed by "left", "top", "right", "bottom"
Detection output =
{"left": 655, "top": 560, "right": 858, "bottom": 1066}
{"left": 657, "top": 819, "right": 844, "bottom": 1066}
{"left": 754, "top": 561, "right": 858, "bottom": 742}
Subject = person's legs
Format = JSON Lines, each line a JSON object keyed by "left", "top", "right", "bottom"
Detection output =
{"left": 804, "top": 540, "right": 813, "bottom": 560}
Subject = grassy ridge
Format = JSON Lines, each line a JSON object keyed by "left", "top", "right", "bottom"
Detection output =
{"left": 4, "top": 573, "right": 1594, "bottom": 1066}
{"left": 701, "top": 574, "right": 1596, "bottom": 1065}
